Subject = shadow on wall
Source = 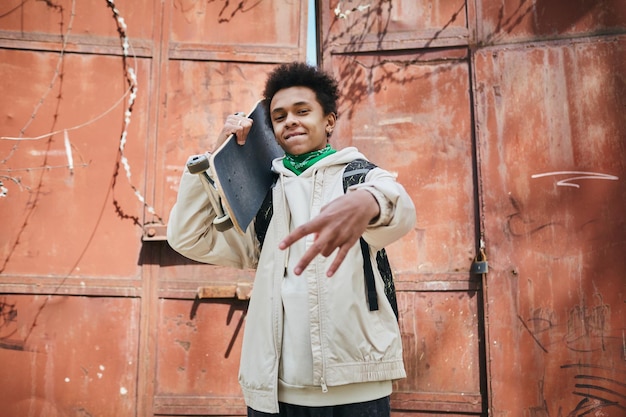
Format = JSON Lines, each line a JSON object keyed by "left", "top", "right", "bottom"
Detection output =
{"left": 483, "top": 0, "right": 623, "bottom": 44}
{"left": 321, "top": 1, "right": 466, "bottom": 120}
{"left": 533, "top": 0, "right": 624, "bottom": 34}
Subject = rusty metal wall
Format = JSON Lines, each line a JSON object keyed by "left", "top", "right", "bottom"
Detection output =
{"left": 1, "top": 0, "right": 306, "bottom": 416}
{"left": 2, "top": 0, "right": 625, "bottom": 416}
{"left": 0, "top": 295, "right": 140, "bottom": 416}
{"left": 320, "top": 0, "right": 626, "bottom": 416}
{"left": 320, "top": 0, "right": 483, "bottom": 414}
{"left": 152, "top": 0, "right": 307, "bottom": 413}
{"left": 473, "top": 0, "right": 626, "bottom": 414}
{"left": 1, "top": 1, "right": 152, "bottom": 415}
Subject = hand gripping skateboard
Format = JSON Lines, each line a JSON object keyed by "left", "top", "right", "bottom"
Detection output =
{"left": 187, "top": 99, "right": 284, "bottom": 234}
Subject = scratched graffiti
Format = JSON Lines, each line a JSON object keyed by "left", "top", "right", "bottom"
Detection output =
{"left": 520, "top": 295, "right": 613, "bottom": 354}
{"left": 531, "top": 171, "right": 619, "bottom": 188}
{"left": 562, "top": 364, "right": 626, "bottom": 416}
{"left": 565, "top": 302, "right": 610, "bottom": 353}
{"left": 519, "top": 297, "right": 626, "bottom": 416}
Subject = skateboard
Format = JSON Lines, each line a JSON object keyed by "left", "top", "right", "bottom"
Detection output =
{"left": 187, "top": 99, "right": 284, "bottom": 234}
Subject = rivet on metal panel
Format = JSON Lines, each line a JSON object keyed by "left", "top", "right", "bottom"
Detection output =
{"left": 142, "top": 223, "right": 167, "bottom": 241}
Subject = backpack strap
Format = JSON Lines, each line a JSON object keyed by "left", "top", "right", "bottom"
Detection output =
{"left": 343, "top": 159, "right": 399, "bottom": 320}
{"left": 376, "top": 248, "right": 398, "bottom": 319}
{"left": 359, "top": 244, "right": 398, "bottom": 319}
{"left": 342, "top": 160, "right": 379, "bottom": 314}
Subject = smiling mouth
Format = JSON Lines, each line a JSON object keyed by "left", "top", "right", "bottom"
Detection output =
{"left": 285, "top": 132, "right": 305, "bottom": 140}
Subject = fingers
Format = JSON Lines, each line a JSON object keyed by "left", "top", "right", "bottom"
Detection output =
{"left": 279, "top": 190, "right": 380, "bottom": 277}
{"left": 278, "top": 223, "right": 313, "bottom": 251}
{"left": 229, "top": 114, "right": 252, "bottom": 145}
{"left": 279, "top": 224, "right": 318, "bottom": 275}
{"left": 291, "top": 246, "right": 317, "bottom": 276}
{"left": 216, "top": 113, "right": 253, "bottom": 148}
{"left": 281, "top": 217, "right": 358, "bottom": 277}
{"left": 326, "top": 246, "right": 350, "bottom": 277}
{"left": 290, "top": 235, "right": 354, "bottom": 277}
{"left": 232, "top": 113, "right": 253, "bottom": 145}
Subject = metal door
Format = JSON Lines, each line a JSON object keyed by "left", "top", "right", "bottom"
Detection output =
{"left": 150, "top": 1, "right": 307, "bottom": 414}
{"left": 472, "top": 0, "right": 626, "bottom": 415}
{"left": 319, "top": 1, "right": 485, "bottom": 414}
{"left": 3, "top": 0, "right": 625, "bottom": 416}
{"left": 1, "top": 1, "right": 153, "bottom": 415}
{"left": 1, "top": 1, "right": 307, "bottom": 416}
{"left": 319, "top": 0, "right": 626, "bottom": 416}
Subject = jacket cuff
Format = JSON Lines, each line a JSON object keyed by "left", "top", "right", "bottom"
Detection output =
{"left": 348, "top": 185, "right": 393, "bottom": 227}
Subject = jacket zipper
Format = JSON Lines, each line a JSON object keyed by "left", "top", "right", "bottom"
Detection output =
{"left": 280, "top": 175, "right": 290, "bottom": 275}
{"left": 320, "top": 377, "right": 328, "bottom": 393}
{"left": 312, "top": 169, "right": 329, "bottom": 394}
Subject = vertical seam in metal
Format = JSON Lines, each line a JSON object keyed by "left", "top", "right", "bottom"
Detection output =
{"left": 465, "top": 0, "right": 493, "bottom": 414}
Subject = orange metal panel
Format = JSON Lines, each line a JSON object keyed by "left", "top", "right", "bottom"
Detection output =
{"left": 324, "top": 48, "right": 481, "bottom": 412}
{"left": 475, "top": 36, "right": 626, "bottom": 416}
{"left": 394, "top": 291, "right": 482, "bottom": 413}
{"left": 320, "top": 1, "right": 483, "bottom": 413}
{"left": 0, "top": 0, "right": 155, "bottom": 39}
{"left": 154, "top": 298, "right": 248, "bottom": 415}
{"left": 0, "top": 48, "right": 152, "bottom": 280}
{"left": 475, "top": 0, "right": 626, "bottom": 44}
{"left": 168, "top": 0, "right": 305, "bottom": 62}
{"left": 0, "top": 294, "right": 140, "bottom": 417}
{"left": 321, "top": 0, "right": 469, "bottom": 53}
{"left": 157, "top": 60, "right": 278, "bottom": 301}
{"left": 1, "top": 1, "right": 307, "bottom": 416}
{"left": 151, "top": 1, "right": 309, "bottom": 415}
{"left": 328, "top": 52, "right": 476, "bottom": 280}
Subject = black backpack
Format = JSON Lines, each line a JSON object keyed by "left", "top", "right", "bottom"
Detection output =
{"left": 254, "top": 159, "right": 399, "bottom": 320}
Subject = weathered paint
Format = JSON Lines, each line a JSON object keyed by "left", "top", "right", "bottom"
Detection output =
{"left": 154, "top": 298, "right": 248, "bottom": 415}
{"left": 475, "top": 0, "right": 626, "bottom": 45}
{"left": 474, "top": 37, "right": 626, "bottom": 416}
{"left": 472, "top": 0, "right": 626, "bottom": 415}
{"left": 1, "top": 1, "right": 306, "bottom": 416}
{"left": 0, "top": 295, "right": 140, "bottom": 417}
{"left": 320, "top": 1, "right": 482, "bottom": 413}
{"left": 1, "top": 0, "right": 625, "bottom": 416}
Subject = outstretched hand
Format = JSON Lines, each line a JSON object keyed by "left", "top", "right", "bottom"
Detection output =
{"left": 216, "top": 113, "right": 253, "bottom": 148}
{"left": 279, "top": 189, "right": 380, "bottom": 277}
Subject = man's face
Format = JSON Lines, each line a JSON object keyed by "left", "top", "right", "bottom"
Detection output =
{"left": 269, "top": 86, "right": 336, "bottom": 156}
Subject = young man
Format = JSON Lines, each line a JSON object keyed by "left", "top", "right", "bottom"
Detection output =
{"left": 167, "top": 62, "right": 416, "bottom": 416}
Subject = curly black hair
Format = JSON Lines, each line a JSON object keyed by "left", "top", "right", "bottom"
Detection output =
{"left": 262, "top": 62, "right": 339, "bottom": 129}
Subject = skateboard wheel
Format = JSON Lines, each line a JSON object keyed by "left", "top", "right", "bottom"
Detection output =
{"left": 187, "top": 154, "right": 210, "bottom": 174}
{"left": 213, "top": 214, "right": 234, "bottom": 232}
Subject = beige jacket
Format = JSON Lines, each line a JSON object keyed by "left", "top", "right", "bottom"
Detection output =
{"left": 167, "top": 147, "right": 416, "bottom": 413}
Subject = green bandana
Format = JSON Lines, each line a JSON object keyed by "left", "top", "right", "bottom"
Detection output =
{"left": 283, "top": 144, "right": 337, "bottom": 175}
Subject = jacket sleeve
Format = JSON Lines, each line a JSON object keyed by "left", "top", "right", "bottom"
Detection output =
{"left": 166, "top": 164, "right": 259, "bottom": 269}
{"left": 347, "top": 167, "right": 416, "bottom": 249}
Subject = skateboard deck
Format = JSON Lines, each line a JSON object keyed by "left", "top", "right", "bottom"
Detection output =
{"left": 209, "top": 99, "right": 284, "bottom": 234}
